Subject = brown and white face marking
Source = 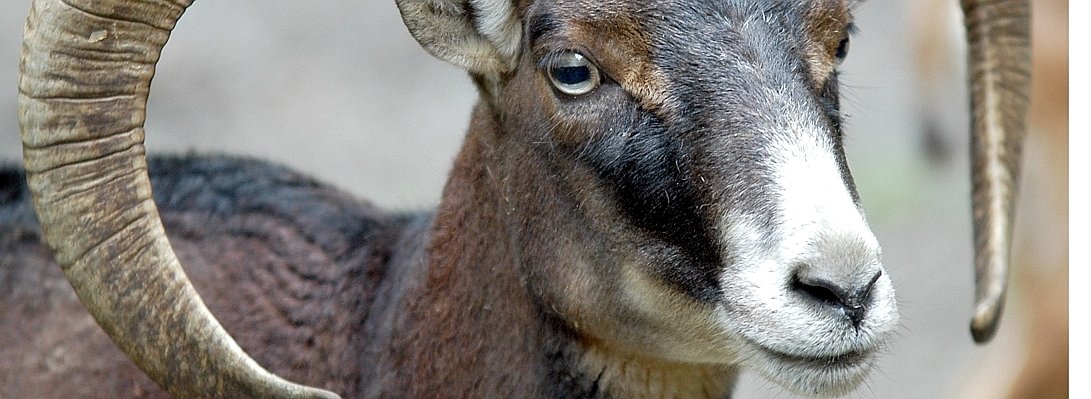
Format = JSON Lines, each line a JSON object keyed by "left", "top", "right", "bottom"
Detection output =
{"left": 440, "top": 0, "right": 898, "bottom": 396}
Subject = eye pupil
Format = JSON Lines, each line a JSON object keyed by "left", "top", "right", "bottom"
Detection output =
{"left": 552, "top": 65, "right": 591, "bottom": 85}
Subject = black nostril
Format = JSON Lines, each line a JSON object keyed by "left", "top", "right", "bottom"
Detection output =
{"left": 792, "top": 277, "right": 844, "bottom": 306}
{"left": 792, "top": 276, "right": 850, "bottom": 307}
{"left": 792, "top": 270, "right": 882, "bottom": 327}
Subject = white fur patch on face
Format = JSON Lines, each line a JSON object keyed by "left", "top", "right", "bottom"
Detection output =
{"left": 711, "top": 123, "right": 899, "bottom": 396}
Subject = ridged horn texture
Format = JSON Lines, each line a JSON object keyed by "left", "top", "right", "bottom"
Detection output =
{"left": 17, "top": 0, "right": 340, "bottom": 397}
{"left": 960, "top": 0, "right": 1031, "bottom": 344}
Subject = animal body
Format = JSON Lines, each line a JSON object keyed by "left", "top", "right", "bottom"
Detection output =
{"left": 1, "top": 0, "right": 1030, "bottom": 398}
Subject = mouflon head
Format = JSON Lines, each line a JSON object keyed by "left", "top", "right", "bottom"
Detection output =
{"left": 400, "top": 0, "right": 898, "bottom": 395}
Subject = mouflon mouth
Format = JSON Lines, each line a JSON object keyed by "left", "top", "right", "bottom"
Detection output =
{"left": 756, "top": 343, "right": 876, "bottom": 370}
{"left": 747, "top": 340, "right": 883, "bottom": 397}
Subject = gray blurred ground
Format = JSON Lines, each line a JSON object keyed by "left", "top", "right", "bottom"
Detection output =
{"left": 0, "top": 1, "right": 1061, "bottom": 398}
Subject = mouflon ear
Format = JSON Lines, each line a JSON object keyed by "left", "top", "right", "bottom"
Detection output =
{"left": 395, "top": 0, "right": 522, "bottom": 77}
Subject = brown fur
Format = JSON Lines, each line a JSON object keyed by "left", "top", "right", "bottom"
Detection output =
{"left": 803, "top": 0, "right": 852, "bottom": 88}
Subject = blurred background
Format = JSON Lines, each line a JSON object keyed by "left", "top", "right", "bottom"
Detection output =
{"left": 0, "top": 1, "right": 1069, "bottom": 398}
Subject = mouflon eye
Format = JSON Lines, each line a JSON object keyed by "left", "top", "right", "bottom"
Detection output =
{"left": 547, "top": 51, "right": 601, "bottom": 96}
{"left": 834, "top": 36, "right": 850, "bottom": 66}
{"left": 833, "top": 25, "right": 853, "bottom": 67}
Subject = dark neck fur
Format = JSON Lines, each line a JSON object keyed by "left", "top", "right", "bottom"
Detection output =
{"left": 365, "top": 102, "right": 549, "bottom": 396}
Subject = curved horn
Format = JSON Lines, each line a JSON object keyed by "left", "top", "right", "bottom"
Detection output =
{"left": 960, "top": 0, "right": 1031, "bottom": 343}
{"left": 18, "top": 0, "right": 339, "bottom": 397}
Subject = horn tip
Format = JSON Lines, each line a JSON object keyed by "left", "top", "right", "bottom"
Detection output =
{"left": 309, "top": 389, "right": 342, "bottom": 399}
{"left": 970, "top": 299, "right": 1003, "bottom": 344}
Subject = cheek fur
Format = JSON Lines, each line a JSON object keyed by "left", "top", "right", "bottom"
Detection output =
{"left": 561, "top": 101, "right": 725, "bottom": 303}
